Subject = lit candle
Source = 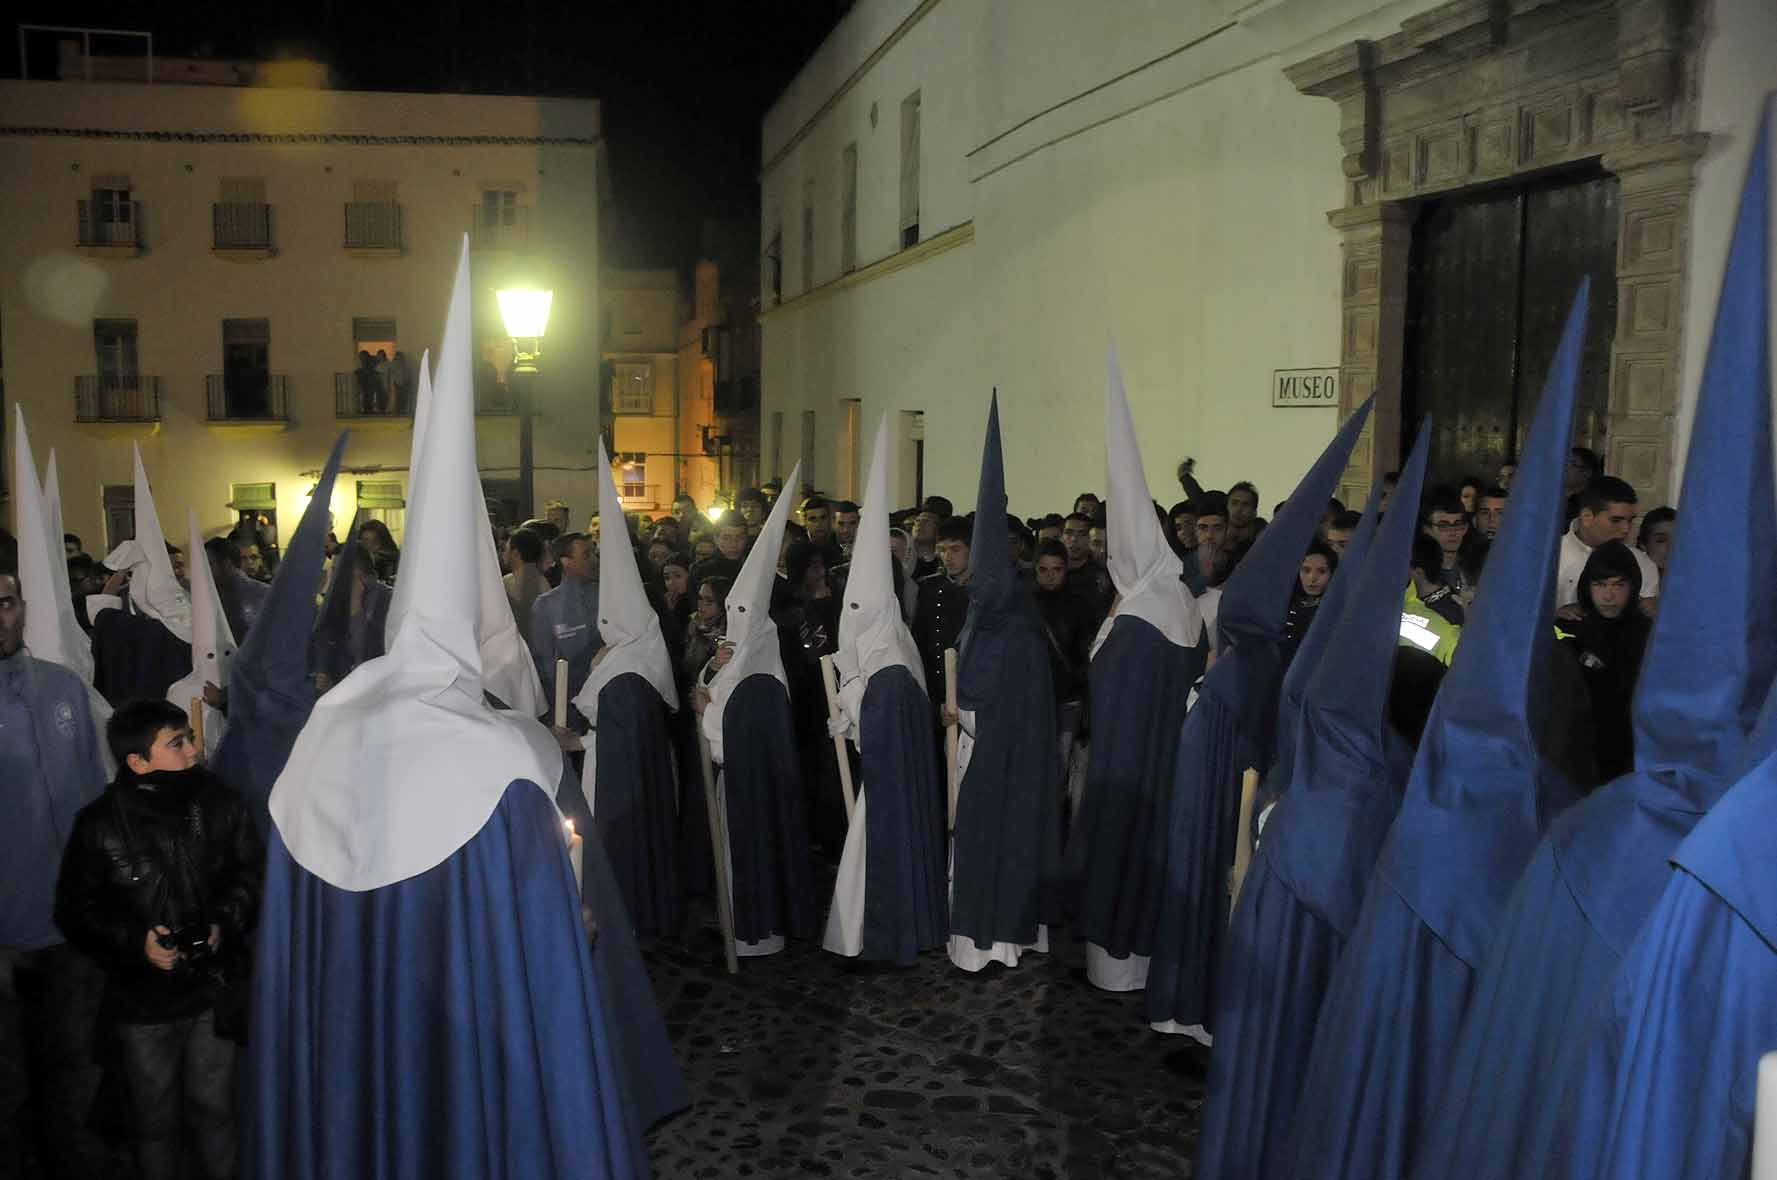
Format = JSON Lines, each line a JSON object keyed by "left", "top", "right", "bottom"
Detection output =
{"left": 563, "top": 819, "right": 584, "bottom": 892}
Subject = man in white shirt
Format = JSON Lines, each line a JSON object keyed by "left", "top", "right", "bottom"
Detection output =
{"left": 1556, "top": 475, "right": 1660, "bottom": 616}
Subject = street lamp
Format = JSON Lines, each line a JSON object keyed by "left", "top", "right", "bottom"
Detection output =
{"left": 496, "top": 287, "right": 553, "bottom": 522}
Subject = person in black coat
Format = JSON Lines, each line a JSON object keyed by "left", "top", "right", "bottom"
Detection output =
{"left": 776, "top": 541, "right": 847, "bottom": 855}
{"left": 55, "top": 699, "right": 263, "bottom": 1180}
{"left": 1558, "top": 540, "right": 1652, "bottom": 786}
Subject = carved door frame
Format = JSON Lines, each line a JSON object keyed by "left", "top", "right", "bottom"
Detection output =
{"left": 1287, "top": 0, "right": 1703, "bottom": 505}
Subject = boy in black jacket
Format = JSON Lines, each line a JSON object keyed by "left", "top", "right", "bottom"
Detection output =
{"left": 55, "top": 700, "right": 262, "bottom": 1180}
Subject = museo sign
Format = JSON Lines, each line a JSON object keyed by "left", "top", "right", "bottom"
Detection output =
{"left": 1272, "top": 368, "right": 1340, "bottom": 408}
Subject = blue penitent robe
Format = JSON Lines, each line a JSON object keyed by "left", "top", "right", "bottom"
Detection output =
{"left": 859, "top": 664, "right": 948, "bottom": 965}
{"left": 594, "top": 673, "right": 682, "bottom": 944}
{"left": 1551, "top": 761, "right": 1777, "bottom": 1180}
{"left": 1066, "top": 615, "right": 1201, "bottom": 961}
{"left": 245, "top": 779, "right": 683, "bottom": 1180}
{"left": 949, "top": 618, "right": 1060, "bottom": 951}
{"left": 91, "top": 603, "right": 190, "bottom": 707}
{"left": 720, "top": 674, "right": 817, "bottom": 945}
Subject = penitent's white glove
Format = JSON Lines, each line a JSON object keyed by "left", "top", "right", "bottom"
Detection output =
{"left": 827, "top": 714, "right": 851, "bottom": 740}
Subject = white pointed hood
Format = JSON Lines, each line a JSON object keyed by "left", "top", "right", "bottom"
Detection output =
{"left": 383, "top": 355, "right": 543, "bottom": 715}
{"left": 271, "top": 237, "right": 562, "bottom": 892}
{"left": 40, "top": 449, "right": 94, "bottom": 685}
{"left": 571, "top": 441, "right": 678, "bottom": 724}
{"left": 13, "top": 410, "right": 93, "bottom": 682}
{"left": 1098, "top": 346, "right": 1201, "bottom": 651}
{"left": 101, "top": 446, "right": 192, "bottom": 641}
{"left": 703, "top": 460, "right": 801, "bottom": 762}
{"left": 836, "top": 415, "right": 925, "bottom": 696}
{"left": 168, "top": 510, "right": 236, "bottom": 757}
{"left": 383, "top": 350, "right": 435, "bottom": 648}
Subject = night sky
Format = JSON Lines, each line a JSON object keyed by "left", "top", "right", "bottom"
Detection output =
{"left": 13, "top": 0, "right": 852, "bottom": 270}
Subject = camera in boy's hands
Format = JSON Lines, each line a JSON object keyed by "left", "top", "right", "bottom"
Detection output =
{"left": 157, "top": 923, "right": 215, "bottom": 963}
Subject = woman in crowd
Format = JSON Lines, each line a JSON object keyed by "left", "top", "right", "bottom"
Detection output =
{"left": 356, "top": 518, "right": 400, "bottom": 582}
{"left": 1560, "top": 539, "right": 1651, "bottom": 785}
{"left": 683, "top": 575, "right": 731, "bottom": 683}
{"left": 1637, "top": 506, "right": 1676, "bottom": 581}
{"left": 1280, "top": 539, "right": 1338, "bottom": 668}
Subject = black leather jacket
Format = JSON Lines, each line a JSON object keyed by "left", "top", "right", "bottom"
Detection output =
{"left": 55, "top": 767, "right": 263, "bottom": 1023}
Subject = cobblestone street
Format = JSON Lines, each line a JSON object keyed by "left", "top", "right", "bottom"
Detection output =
{"left": 644, "top": 905, "right": 1206, "bottom": 1179}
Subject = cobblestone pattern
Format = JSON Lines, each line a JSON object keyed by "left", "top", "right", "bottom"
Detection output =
{"left": 644, "top": 906, "right": 1205, "bottom": 1179}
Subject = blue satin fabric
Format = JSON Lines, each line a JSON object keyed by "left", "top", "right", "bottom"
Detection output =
{"left": 1065, "top": 615, "right": 1202, "bottom": 958}
{"left": 720, "top": 674, "right": 817, "bottom": 944}
{"left": 1411, "top": 104, "right": 1776, "bottom": 1180}
{"left": 1268, "top": 476, "right": 1386, "bottom": 796}
{"left": 1281, "top": 877, "right": 1474, "bottom": 1180}
{"left": 858, "top": 664, "right": 948, "bottom": 965}
{"left": 1143, "top": 397, "right": 1373, "bottom": 1032}
{"left": 245, "top": 780, "right": 658, "bottom": 1180}
{"left": 1191, "top": 847, "right": 1342, "bottom": 1180}
{"left": 594, "top": 673, "right": 683, "bottom": 943}
{"left": 1553, "top": 760, "right": 1777, "bottom": 1180}
{"left": 214, "top": 433, "right": 345, "bottom": 834}
{"left": 950, "top": 620, "right": 1060, "bottom": 951}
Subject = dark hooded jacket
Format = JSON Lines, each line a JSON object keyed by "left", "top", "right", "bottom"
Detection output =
{"left": 1560, "top": 540, "right": 1651, "bottom": 784}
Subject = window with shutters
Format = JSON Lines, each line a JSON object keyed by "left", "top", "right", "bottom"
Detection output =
{"left": 764, "top": 228, "right": 783, "bottom": 306}
{"left": 841, "top": 143, "right": 859, "bottom": 273}
{"left": 82, "top": 173, "right": 138, "bottom": 247}
{"left": 347, "top": 179, "right": 402, "bottom": 249}
{"left": 801, "top": 178, "right": 816, "bottom": 293}
{"left": 899, "top": 91, "right": 921, "bottom": 249}
{"left": 612, "top": 362, "right": 653, "bottom": 414}
{"left": 215, "top": 178, "right": 271, "bottom": 249}
{"left": 619, "top": 453, "right": 647, "bottom": 499}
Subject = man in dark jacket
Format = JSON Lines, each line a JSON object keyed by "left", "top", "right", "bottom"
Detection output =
{"left": 56, "top": 699, "right": 263, "bottom": 1180}
{"left": 912, "top": 516, "right": 973, "bottom": 712}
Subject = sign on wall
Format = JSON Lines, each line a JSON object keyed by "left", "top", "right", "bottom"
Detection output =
{"left": 1272, "top": 367, "right": 1340, "bottom": 408}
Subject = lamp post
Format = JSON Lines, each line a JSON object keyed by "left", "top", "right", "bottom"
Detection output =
{"left": 496, "top": 287, "right": 553, "bottom": 523}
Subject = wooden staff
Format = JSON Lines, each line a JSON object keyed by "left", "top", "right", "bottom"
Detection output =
{"left": 1228, "top": 767, "right": 1260, "bottom": 918}
{"left": 553, "top": 658, "right": 570, "bottom": 730}
{"left": 819, "top": 655, "right": 858, "bottom": 820}
{"left": 695, "top": 722, "right": 740, "bottom": 975}
{"left": 943, "top": 648, "right": 959, "bottom": 830}
{"left": 189, "top": 696, "right": 205, "bottom": 760}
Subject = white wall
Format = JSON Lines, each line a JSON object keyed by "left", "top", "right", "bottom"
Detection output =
{"left": 1672, "top": 0, "right": 1777, "bottom": 497}
{"left": 762, "top": 0, "right": 1775, "bottom": 520}
{"left": 0, "top": 79, "right": 604, "bottom": 546}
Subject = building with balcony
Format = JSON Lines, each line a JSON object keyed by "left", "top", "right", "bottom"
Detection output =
{"left": 600, "top": 268, "right": 683, "bottom": 515}
{"left": 760, "top": 0, "right": 1777, "bottom": 514}
{"left": 0, "top": 44, "right": 607, "bottom": 554}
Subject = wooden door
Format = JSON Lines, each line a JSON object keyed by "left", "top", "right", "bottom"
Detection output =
{"left": 1403, "top": 167, "right": 1618, "bottom": 487}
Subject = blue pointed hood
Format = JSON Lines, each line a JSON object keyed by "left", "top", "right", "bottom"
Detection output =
{"left": 1271, "top": 471, "right": 1388, "bottom": 791}
{"left": 1218, "top": 395, "right": 1373, "bottom": 650}
{"left": 1261, "top": 420, "right": 1431, "bottom": 937}
{"left": 1672, "top": 681, "right": 1777, "bottom": 953}
{"left": 959, "top": 392, "right": 1035, "bottom": 710}
{"left": 214, "top": 431, "right": 349, "bottom": 830}
{"left": 1378, "top": 283, "right": 1590, "bottom": 969}
{"left": 1295, "top": 419, "right": 1433, "bottom": 791}
{"left": 1630, "top": 105, "right": 1776, "bottom": 796}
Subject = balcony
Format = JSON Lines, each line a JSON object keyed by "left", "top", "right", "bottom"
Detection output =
{"left": 617, "top": 482, "right": 666, "bottom": 511}
{"left": 334, "top": 371, "right": 415, "bottom": 421}
{"left": 213, "top": 202, "right": 274, "bottom": 257}
{"left": 345, "top": 201, "right": 403, "bottom": 255}
{"left": 77, "top": 200, "right": 143, "bottom": 256}
{"left": 206, "top": 374, "right": 289, "bottom": 433}
{"left": 75, "top": 376, "right": 161, "bottom": 436}
{"left": 470, "top": 206, "right": 531, "bottom": 252}
{"left": 475, "top": 380, "right": 520, "bottom": 416}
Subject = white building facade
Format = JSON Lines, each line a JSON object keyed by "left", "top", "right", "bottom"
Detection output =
{"left": 760, "top": 0, "right": 1777, "bottom": 514}
{"left": 0, "top": 70, "right": 606, "bottom": 553}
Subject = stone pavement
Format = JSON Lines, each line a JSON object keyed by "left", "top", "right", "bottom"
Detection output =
{"left": 643, "top": 908, "right": 1206, "bottom": 1179}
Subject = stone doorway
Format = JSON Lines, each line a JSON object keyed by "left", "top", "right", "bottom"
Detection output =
{"left": 1287, "top": 0, "right": 1705, "bottom": 505}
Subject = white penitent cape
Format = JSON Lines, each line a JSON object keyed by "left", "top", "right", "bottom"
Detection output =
{"left": 100, "top": 445, "right": 193, "bottom": 641}
{"left": 1084, "top": 346, "right": 1205, "bottom": 994}
{"left": 271, "top": 238, "right": 564, "bottom": 893}
{"left": 572, "top": 440, "right": 678, "bottom": 806}
{"left": 823, "top": 417, "right": 928, "bottom": 959}
{"left": 168, "top": 511, "right": 236, "bottom": 758}
{"left": 704, "top": 462, "right": 803, "bottom": 957}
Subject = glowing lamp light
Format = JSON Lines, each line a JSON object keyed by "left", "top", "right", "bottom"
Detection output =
{"left": 496, "top": 288, "right": 553, "bottom": 340}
